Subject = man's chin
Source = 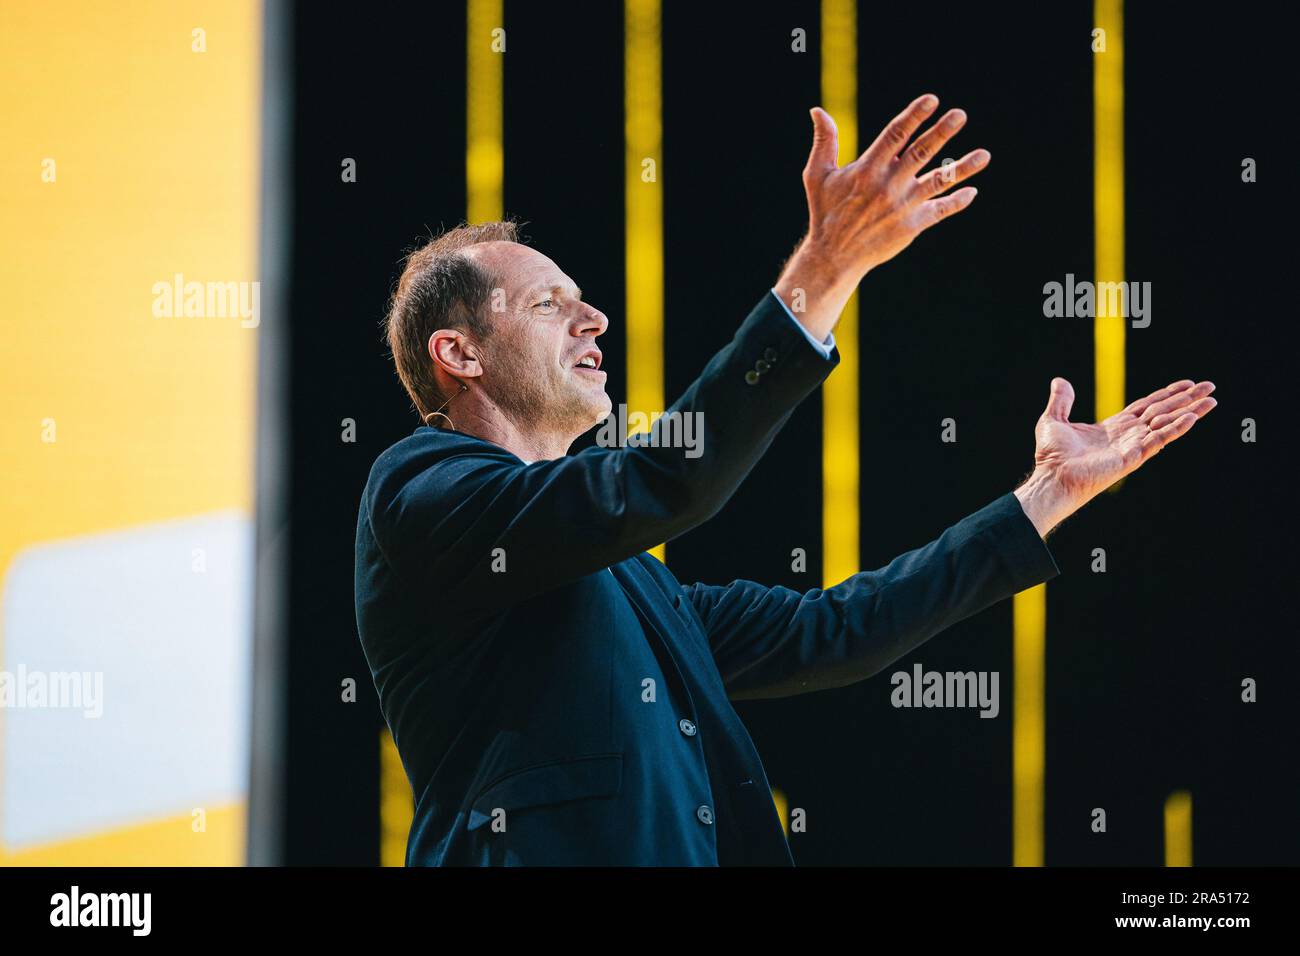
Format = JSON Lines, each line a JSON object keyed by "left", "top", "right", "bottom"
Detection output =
{"left": 590, "top": 395, "right": 613, "bottom": 425}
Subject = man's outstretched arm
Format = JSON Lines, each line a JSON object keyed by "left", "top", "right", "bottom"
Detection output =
{"left": 366, "top": 294, "right": 836, "bottom": 609}
{"left": 366, "top": 98, "right": 994, "bottom": 608}
{"left": 688, "top": 376, "right": 1217, "bottom": 700}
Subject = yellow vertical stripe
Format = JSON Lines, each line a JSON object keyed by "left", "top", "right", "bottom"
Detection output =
{"left": 467, "top": 0, "right": 504, "bottom": 223}
{"left": 1164, "top": 790, "right": 1192, "bottom": 867}
{"left": 820, "top": 0, "right": 859, "bottom": 589}
{"left": 771, "top": 787, "right": 790, "bottom": 837}
{"left": 1094, "top": 0, "right": 1125, "bottom": 422}
{"left": 1012, "top": 584, "right": 1046, "bottom": 866}
{"left": 379, "top": 729, "right": 412, "bottom": 867}
{"left": 625, "top": 0, "right": 665, "bottom": 563}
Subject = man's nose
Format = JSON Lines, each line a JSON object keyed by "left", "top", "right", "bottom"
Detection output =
{"left": 575, "top": 305, "right": 608, "bottom": 337}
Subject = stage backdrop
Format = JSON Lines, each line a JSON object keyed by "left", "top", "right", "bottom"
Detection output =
{"left": 278, "top": 0, "right": 1295, "bottom": 866}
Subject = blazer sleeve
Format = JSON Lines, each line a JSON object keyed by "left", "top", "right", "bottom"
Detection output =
{"left": 682, "top": 492, "right": 1061, "bottom": 700}
{"left": 364, "top": 292, "right": 838, "bottom": 609}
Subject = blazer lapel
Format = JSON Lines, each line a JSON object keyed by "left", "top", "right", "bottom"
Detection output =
{"left": 609, "top": 559, "right": 698, "bottom": 716}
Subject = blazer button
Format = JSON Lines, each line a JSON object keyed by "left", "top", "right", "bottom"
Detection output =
{"left": 678, "top": 717, "right": 697, "bottom": 737}
{"left": 744, "top": 370, "right": 760, "bottom": 385}
{"left": 696, "top": 805, "right": 714, "bottom": 825}
{"left": 764, "top": 348, "right": 778, "bottom": 363}
{"left": 755, "top": 359, "right": 770, "bottom": 373}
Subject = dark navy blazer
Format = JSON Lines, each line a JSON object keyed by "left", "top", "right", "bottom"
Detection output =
{"left": 354, "top": 291, "right": 1060, "bottom": 865}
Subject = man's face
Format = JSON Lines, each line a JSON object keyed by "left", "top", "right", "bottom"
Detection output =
{"left": 466, "top": 241, "right": 611, "bottom": 432}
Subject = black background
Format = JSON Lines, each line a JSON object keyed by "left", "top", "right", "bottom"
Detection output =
{"left": 275, "top": 1, "right": 1296, "bottom": 865}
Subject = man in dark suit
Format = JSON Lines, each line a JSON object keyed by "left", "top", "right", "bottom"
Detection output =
{"left": 355, "top": 96, "right": 1216, "bottom": 865}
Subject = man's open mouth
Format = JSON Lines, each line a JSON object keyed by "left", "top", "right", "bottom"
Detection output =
{"left": 574, "top": 350, "right": 604, "bottom": 374}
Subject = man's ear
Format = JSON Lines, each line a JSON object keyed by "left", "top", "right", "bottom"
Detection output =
{"left": 428, "top": 329, "right": 484, "bottom": 381}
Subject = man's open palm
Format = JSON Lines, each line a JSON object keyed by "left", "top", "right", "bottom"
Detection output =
{"left": 1034, "top": 377, "right": 1217, "bottom": 504}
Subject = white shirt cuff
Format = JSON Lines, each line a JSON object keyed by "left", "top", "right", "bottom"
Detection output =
{"left": 769, "top": 288, "right": 835, "bottom": 358}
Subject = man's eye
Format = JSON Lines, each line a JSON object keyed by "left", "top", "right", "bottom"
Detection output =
{"left": 535, "top": 298, "right": 555, "bottom": 309}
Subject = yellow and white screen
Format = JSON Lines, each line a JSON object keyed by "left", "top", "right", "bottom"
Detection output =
{"left": 0, "top": 0, "right": 261, "bottom": 865}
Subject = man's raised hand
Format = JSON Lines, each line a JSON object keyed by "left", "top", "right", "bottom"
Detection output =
{"left": 775, "top": 94, "right": 991, "bottom": 341}
{"left": 807, "top": 95, "right": 989, "bottom": 275}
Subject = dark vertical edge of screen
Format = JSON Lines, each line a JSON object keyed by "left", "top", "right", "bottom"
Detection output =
{"left": 248, "top": 0, "right": 294, "bottom": 868}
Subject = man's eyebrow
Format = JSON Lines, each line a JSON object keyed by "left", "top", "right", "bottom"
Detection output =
{"left": 521, "top": 284, "right": 583, "bottom": 302}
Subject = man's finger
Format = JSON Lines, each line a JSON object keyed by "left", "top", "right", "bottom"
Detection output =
{"left": 860, "top": 94, "right": 939, "bottom": 166}
{"left": 913, "top": 148, "right": 990, "bottom": 198}
{"left": 917, "top": 186, "right": 978, "bottom": 231}
{"left": 805, "top": 107, "right": 839, "bottom": 179}
{"left": 1148, "top": 396, "right": 1217, "bottom": 431}
{"left": 1140, "top": 381, "right": 1215, "bottom": 424}
{"left": 1139, "top": 410, "right": 1200, "bottom": 459}
{"left": 1044, "top": 377, "right": 1075, "bottom": 421}
{"left": 1122, "top": 379, "right": 1195, "bottom": 418}
{"left": 897, "top": 109, "right": 967, "bottom": 177}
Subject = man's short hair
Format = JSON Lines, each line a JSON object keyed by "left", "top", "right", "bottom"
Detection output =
{"left": 385, "top": 220, "right": 520, "bottom": 419}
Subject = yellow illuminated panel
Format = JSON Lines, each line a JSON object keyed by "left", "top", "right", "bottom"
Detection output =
{"left": 1094, "top": 0, "right": 1125, "bottom": 422}
{"left": 1164, "top": 790, "right": 1192, "bottom": 867}
{"left": 0, "top": 0, "right": 260, "bottom": 866}
{"left": 625, "top": 0, "right": 665, "bottom": 563}
{"left": 380, "top": 729, "right": 413, "bottom": 867}
{"left": 467, "top": 0, "right": 504, "bottom": 223}
{"left": 1012, "top": 584, "right": 1046, "bottom": 866}
{"left": 820, "top": 0, "right": 858, "bottom": 588}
